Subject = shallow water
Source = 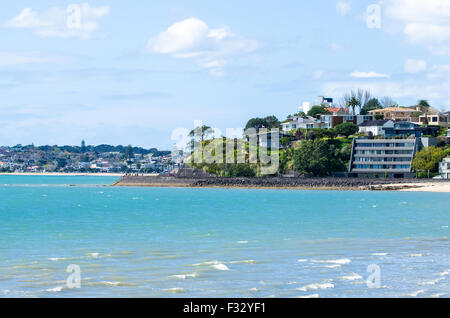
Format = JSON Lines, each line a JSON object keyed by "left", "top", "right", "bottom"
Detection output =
{"left": 0, "top": 176, "right": 449, "bottom": 298}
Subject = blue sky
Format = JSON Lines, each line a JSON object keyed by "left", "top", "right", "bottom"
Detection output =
{"left": 1, "top": 0, "right": 450, "bottom": 149}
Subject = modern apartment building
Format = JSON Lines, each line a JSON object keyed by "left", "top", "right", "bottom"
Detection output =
{"left": 348, "top": 138, "right": 420, "bottom": 178}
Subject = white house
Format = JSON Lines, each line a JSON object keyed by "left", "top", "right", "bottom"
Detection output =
{"left": 282, "top": 115, "right": 321, "bottom": 132}
{"left": 439, "top": 158, "right": 450, "bottom": 179}
{"left": 358, "top": 120, "right": 394, "bottom": 137}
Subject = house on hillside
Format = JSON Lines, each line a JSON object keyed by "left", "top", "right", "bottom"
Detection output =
{"left": 281, "top": 115, "right": 321, "bottom": 132}
{"left": 318, "top": 114, "right": 373, "bottom": 129}
{"left": 359, "top": 120, "right": 394, "bottom": 137}
{"left": 417, "top": 113, "right": 449, "bottom": 127}
{"left": 369, "top": 107, "right": 417, "bottom": 122}
{"left": 383, "top": 121, "right": 440, "bottom": 138}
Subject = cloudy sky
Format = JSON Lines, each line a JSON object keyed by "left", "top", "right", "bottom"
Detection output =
{"left": 1, "top": 0, "right": 450, "bottom": 149}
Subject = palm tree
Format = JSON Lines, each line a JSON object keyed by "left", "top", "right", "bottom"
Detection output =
{"left": 348, "top": 96, "right": 360, "bottom": 115}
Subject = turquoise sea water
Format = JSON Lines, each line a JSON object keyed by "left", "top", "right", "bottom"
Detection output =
{"left": 0, "top": 176, "right": 449, "bottom": 298}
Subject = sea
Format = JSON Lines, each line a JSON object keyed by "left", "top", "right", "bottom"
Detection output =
{"left": 0, "top": 175, "right": 449, "bottom": 298}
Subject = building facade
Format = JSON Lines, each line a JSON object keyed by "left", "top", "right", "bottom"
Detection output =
{"left": 417, "top": 113, "right": 449, "bottom": 127}
{"left": 369, "top": 107, "right": 416, "bottom": 122}
{"left": 281, "top": 115, "right": 321, "bottom": 132}
{"left": 318, "top": 114, "right": 373, "bottom": 129}
{"left": 348, "top": 138, "right": 419, "bottom": 178}
{"left": 439, "top": 158, "right": 450, "bottom": 179}
{"left": 358, "top": 120, "right": 394, "bottom": 137}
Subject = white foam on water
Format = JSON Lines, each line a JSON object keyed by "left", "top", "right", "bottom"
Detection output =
{"left": 297, "top": 280, "right": 334, "bottom": 292}
{"left": 164, "top": 287, "right": 185, "bottom": 293}
{"left": 249, "top": 288, "right": 259, "bottom": 292}
{"left": 442, "top": 226, "right": 448, "bottom": 229}
{"left": 45, "top": 286, "right": 64, "bottom": 293}
{"left": 312, "top": 258, "right": 351, "bottom": 265}
{"left": 87, "top": 252, "right": 100, "bottom": 258}
{"left": 408, "top": 290, "right": 426, "bottom": 297}
{"left": 372, "top": 253, "right": 388, "bottom": 256}
{"left": 439, "top": 269, "right": 450, "bottom": 276}
{"left": 237, "top": 241, "right": 248, "bottom": 244}
{"left": 48, "top": 257, "right": 69, "bottom": 261}
{"left": 409, "top": 254, "right": 423, "bottom": 257}
{"left": 419, "top": 277, "right": 445, "bottom": 286}
{"left": 193, "top": 260, "right": 221, "bottom": 266}
{"left": 297, "top": 259, "right": 307, "bottom": 263}
{"left": 170, "top": 273, "right": 198, "bottom": 280}
{"left": 339, "top": 273, "right": 363, "bottom": 281}
{"left": 295, "top": 294, "right": 320, "bottom": 298}
{"left": 229, "top": 260, "right": 256, "bottom": 264}
{"left": 323, "top": 264, "right": 341, "bottom": 269}
{"left": 429, "top": 293, "right": 447, "bottom": 298}
{"left": 212, "top": 264, "right": 230, "bottom": 271}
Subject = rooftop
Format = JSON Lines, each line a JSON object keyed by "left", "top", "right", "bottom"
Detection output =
{"left": 359, "top": 120, "right": 391, "bottom": 127}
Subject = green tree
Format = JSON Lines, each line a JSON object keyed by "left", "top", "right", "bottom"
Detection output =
{"left": 293, "top": 139, "right": 346, "bottom": 177}
{"left": 244, "top": 116, "right": 280, "bottom": 131}
{"left": 360, "top": 98, "right": 382, "bottom": 115}
{"left": 125, "top": 145, "right": 134, "bottom": 159}
{"left": 412, "top": 146, "right": 446, "bottom": 174}
{"left": 307, "top": 105, "right": 331, "bottom": 117}
{"left": 348, "top": 96, "right": 360, "bottom": 115}
{"left": 334, "top": 123, "right": 359, "bottom": 137}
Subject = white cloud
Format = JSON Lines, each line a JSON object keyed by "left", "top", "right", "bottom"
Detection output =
{"left": 0, "top": 52, "right": 66, "bottom": 66}
{"left": 336, "top": 1, "right": 351, "bottom": 16}
{"left": 404, "top": 59, "right": 427, "bottom": 73}
{"left": 427, "top": 64, "right": 450, "bottom": 79}
{"left": 349, "top": 70, "right": 390, "bottom": 78}
{"left": 330, "top": 42, "right": 344, "bottom": 52}
{"left": 146, "top": 17, "right": 258, "bottom": 76}
{"left": 384, "top": 0, "right": 450, "bottom": 55}
{"left": 6, "top": 3, "right": 110, "bottom": 39}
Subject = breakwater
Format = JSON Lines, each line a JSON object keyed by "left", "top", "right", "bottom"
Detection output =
{"left": 112, "top": 175, "right": 446, "bottom": 190}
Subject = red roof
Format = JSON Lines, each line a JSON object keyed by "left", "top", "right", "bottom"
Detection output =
{"left": 326, "top": 107, "right": 348, "bottom": 114}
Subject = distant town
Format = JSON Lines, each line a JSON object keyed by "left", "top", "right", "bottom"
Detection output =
{"left": 0, "top": 143, "right": 179, "bottom": 174}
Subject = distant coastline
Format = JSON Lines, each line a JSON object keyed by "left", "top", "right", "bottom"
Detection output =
{"left": 0, "top": 172, "right": 126, "bottom": 177}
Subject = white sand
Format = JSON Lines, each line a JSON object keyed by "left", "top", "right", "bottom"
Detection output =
{"left": 382, "top": 182, "right": 450, "bottom": 193}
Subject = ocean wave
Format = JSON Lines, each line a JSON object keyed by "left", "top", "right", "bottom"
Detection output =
{"left": 297, "top": 259, "right": 307, "bottom": 263}
{"left": 339, "top": 273, "right": 363, "bottom": 281}
{"left": 429, "top": 293, "right": 447, "bottom": 298}
{"left": 163, "top": 287, "right": 185, "bottom": 293}
{"left": 419, "top": 277, "right": 445, "bottom": 286}
{"left": 48, "top": 257, "right": 72, "bottom": 262}
{"left": 249, "top": 288, "right": 259, "bottom": 292}
{"left": 212, "top": 264, "right": 230, "bottom": 271}
{"left": 439, "top": 269, "right": 450, "bottom": 276}
{"left": 312, "top": 258, "right": 351, "bottom": 265}
{"left": 297, "top": 280, "right": 334, "bottom": 292}
{"left": 409, "top": 254, "right": 423, "bottom": 257}
{"left": 169, "top": 273, "right": 198, "bottom": 280}
{"left": 45, "top": 286, "right": 64, "bottom": 293}
{"left": 237, "top": 241, "right": 248, "bottom": 244}
{"left": 371, "top": 253, "right": 388, "bottom": 256}
{"left": 229, "top": 260, "right": 257, "bottom": 264}
{"left": 295, "top": 294, "right": 320, "bottom": 298}
{"left": 408, "top": 290, "right": 426, "bottom": 297}
{"left": 86, "top": 281, "right": 137, "bottom": 287}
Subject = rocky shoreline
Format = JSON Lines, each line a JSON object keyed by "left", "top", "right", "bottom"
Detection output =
{"left": 112, "top": 175, "right": 449, "bottom": 191}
